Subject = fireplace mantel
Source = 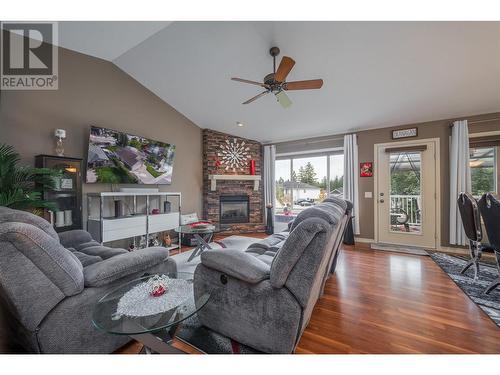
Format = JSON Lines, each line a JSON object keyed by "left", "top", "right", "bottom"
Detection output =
{"left": 208, "top": 174, "right": 261, "bottom": 191}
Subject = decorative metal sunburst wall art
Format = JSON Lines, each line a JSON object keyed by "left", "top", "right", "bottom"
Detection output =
{"left": 218, "top": 138, "right": 251, "bottom": 172}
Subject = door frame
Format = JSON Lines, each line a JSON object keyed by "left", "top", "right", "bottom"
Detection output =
{"left": 373, "top": 137, "right": 441, "bottom": 249}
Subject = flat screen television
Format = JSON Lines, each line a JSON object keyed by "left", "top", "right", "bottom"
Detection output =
{"left": 86, "top": 126, "right": 175, "bottom": 184}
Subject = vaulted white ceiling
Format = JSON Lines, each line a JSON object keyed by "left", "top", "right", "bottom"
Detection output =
{"left": 43, "top": 22, "right": 500, "bottom": 141}
{"left": 58, "top": 21, "right": 171, "bottom": 61}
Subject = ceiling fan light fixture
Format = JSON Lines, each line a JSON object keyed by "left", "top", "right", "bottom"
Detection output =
{"left": 275, "top": 90, "right": 292, "bottom": 108}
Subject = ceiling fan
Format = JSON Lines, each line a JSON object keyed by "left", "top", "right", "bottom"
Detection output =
{"left": 231, "top": 46, "right": 323, "bottom": 108}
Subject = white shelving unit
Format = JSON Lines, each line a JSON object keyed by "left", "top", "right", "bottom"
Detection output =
{"left": 86, "top": 191, "right": 181, "bottom": 249}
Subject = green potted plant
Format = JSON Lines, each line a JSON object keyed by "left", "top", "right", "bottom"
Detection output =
{"left": 0, "top": 144, "right": 61, "bottom": 214}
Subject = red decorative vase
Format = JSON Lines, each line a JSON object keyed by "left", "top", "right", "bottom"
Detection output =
{"left": 249, "top": 160, "right": 256, "bottom": 175}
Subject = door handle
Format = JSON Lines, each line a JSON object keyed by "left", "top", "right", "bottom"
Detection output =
{"left": 379, "top": 199, "right": 385, "bottom": 203}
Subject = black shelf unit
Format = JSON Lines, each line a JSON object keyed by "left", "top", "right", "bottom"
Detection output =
{"left": 35, "top": 155, "right": 83, "bottom": 233}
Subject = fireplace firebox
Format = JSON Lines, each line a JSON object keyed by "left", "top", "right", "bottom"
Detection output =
{"left": 220, "top": 195, "right": 250, "bottom": 224}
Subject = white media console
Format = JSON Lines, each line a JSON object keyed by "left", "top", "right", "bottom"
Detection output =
{"left": 86, "top": 191, "right": 181, "bottom": 249}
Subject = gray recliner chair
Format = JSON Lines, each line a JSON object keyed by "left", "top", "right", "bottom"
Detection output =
{"left": 193, "top": 199, "right": 349, "bottom": 353}
{"left": 0, "top": 206, "right": 177, "bottom": 353}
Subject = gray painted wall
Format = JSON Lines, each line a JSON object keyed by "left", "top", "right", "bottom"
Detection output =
{"left": 356, "top": 112, "right": 500, "bottom": 246}
{"left": 0, "top": 45, "right": 203, "bottom": 225}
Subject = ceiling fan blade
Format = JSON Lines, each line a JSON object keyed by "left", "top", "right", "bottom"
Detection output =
{"left": 283, "top": 79, "right": 324, "bottom": 90}
{"left": 231, "top": 77, "right": 269, "bottom": 89}
{"left": 274, "top": 56, "right": 295, "bottom": 82}
{"left": 275, "top": 90, "right": 292, "bottom": 108}
{"left": 242, "top": 91, "right": 269, "bottom": 104}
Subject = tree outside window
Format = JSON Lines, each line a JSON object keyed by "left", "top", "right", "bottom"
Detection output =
{"left": 274, "top": 153, "right": 344, "bottom": 217}
{"left": 470, "top": 147, "right": 496, "bottom": 197}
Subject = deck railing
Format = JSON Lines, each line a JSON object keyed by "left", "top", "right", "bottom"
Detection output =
{"left": 390, "top": 194, "right": 421, "bottom": 225}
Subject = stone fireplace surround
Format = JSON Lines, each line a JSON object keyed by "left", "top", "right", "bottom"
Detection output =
{"left": 202, "top": 129, "right": 265, "bottom": 234}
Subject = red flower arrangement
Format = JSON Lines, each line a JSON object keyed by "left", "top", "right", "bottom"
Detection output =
{"left": 150, "top": 285, "right": 166, "bottom": 297}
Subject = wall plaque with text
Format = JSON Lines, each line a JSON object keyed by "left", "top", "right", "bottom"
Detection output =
{"left": 392, "top": 127, "right": 418, "bottom": 139}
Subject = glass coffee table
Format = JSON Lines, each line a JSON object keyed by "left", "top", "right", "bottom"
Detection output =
{"left": 175, "top": 224, "right": 223, "bottom": 262}
{"left": 92, "top": 272, "right": 210, "bottom": 354}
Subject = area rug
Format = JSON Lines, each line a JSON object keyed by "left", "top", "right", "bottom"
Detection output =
{"left": 171, "top": 235, "right": 263, "bottom": 353}
{"left": 171, "top": 235, "right": 256, "bottom": 274}
{"left": 429, "top": 252, "right": 500, "bottom": 327}
{"left": 175, "top": 314, "right": 261, "bottom": 354}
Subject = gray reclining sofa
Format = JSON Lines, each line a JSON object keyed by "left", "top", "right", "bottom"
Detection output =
{"left": 0, "top": 206, "right": 177, "bottom": 353}
{"left": 193, "top": 198, "right": 350, "bottom": 353}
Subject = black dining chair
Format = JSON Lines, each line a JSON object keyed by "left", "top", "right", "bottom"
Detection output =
{"left": 477, "top": 193, "right": 500, "bottom": 294}
{"left": 457, "top": 192, "right": 486, "bottom": 280}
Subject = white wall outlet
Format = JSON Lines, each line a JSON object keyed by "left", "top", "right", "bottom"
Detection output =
{"left": 364, "top": 191, "right": 373, "bottom": 198}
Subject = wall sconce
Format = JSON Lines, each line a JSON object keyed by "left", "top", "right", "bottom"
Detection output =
{"left": 54, "top": 128, "right": 66, "bottom": 156}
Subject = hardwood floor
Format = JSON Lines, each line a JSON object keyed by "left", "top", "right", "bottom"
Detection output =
{"left": 118, "top": 241, "right": 500, "bottom": 354}
{"left": 296, "top": 243, "right": 500, "bottom": 354}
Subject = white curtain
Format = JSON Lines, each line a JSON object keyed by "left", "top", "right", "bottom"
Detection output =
{"left": 343, "top": 134, "right": 360, "bottom": 234}
{"left": 449, "top": 120, "right": 471, "bottom": 246}
{"left": 263, "top": 144, "right": 276, "bottom": 225}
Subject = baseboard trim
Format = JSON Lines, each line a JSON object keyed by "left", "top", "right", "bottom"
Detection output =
{"left": 437, "top": 246, "right": 470, "bottom": 256}
{"left": 354, "top": 241, "right": 495, "bottom": 260}
{"left": 370, "top": 242, "right": 429, "bottom": 256}
{"left": 437, "top": 246, "right": 496, "bottom": 261}
{"left": 354, "top": 237, "right": 374, "bottom": 244}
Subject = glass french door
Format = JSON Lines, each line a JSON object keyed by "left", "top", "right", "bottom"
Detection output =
{"left": 376, "top": 140, "right": 437, "bottom": 248}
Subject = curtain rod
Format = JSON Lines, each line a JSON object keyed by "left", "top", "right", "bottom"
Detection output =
{"left": 450, "top": 117, "right": 500, "bottom": 127}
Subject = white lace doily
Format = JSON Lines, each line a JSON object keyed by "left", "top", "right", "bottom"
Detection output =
{"left": 114, "top": 277, "right": 193, "bottom": 318}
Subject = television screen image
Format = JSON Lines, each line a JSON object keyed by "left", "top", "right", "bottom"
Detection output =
{"left": 86, "top": 126, "right": 176, "bottom": 184}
